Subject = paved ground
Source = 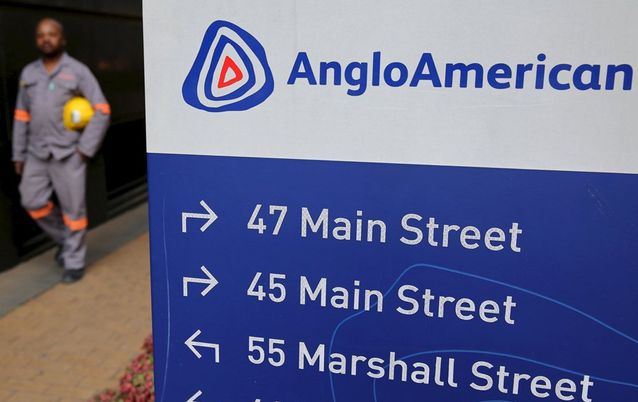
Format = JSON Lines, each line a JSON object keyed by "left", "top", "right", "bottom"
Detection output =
{"left": 0, "top": 204, "right": 149, "bottom": 318}
{"left": 0, "top": 206, "right": 152, "bottom": 402}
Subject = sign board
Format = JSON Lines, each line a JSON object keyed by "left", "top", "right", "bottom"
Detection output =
{"left": 144, "top": 1, "right": 638, "bottom": 401}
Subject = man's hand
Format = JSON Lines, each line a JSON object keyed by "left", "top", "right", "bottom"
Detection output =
{"left": 77, "top": 149, "right": 89, "bottom": 162}
{"left": 14, "top": 161, "right": 24, "bottom": 176}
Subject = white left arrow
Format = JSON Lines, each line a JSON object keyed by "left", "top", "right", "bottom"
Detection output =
{"left": 185, "top": 329, "right": 220, "bottom": 362}
{"left": 182, "top": 200, "right": 218, "bottom": 233}
{"left": 183, "top": 266, "right": 219, "bottom": 297}
{"left": 187, "top": 390, "right": 203, "bottom": 402}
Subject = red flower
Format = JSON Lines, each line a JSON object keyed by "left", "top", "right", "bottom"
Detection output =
{"left": 90, "top": 335, "right": 155, "bottom": 402}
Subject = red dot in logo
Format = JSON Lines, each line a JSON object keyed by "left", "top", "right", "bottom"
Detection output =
{"left": 218, "top": 56, "right": 244, "bottom": 89}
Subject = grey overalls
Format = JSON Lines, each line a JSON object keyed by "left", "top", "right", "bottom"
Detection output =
{"left": 12, "top": 53, "right": 110, "bottom": 269}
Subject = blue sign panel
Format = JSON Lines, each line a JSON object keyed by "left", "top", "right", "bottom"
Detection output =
{"left": 148, "top": 154, "right": 638, "bottom": 402}
{"left": 144, "top": 2, "right": 638, "bottom": 401}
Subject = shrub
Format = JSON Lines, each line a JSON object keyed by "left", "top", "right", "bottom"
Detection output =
{"left": 90, "top": 335, "right": 154, "bottom": 402}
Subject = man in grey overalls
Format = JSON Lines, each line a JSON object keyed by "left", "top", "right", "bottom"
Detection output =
{"left": 12, "top": 18, "right": 110, "bottom": 283}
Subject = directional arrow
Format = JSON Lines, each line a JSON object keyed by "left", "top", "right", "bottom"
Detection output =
{"left": 182, "top": 200, "right": 218, "bottom": 233}
{"left": 187, "top": 390, "right": 203, "bottom": 402}
{"left": 185, "top": 329, "right": 220, "bottom": 362}
{"left": 183, "top": 266, "right": 219, "bottom": 297}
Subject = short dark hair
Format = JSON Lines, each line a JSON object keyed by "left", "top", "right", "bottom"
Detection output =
{"left": 36, "top": 18, "right": 65, "bottom": 37}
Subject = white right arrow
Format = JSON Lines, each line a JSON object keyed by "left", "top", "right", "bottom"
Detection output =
{"left": 185, "top": 329, "right": 220, "bottom": 362}
{"left": 182, "top": 200, "right": 218, "bottom": 233}
{"left": 187, "top": 390, "right": 203, "bottom": 402}
{"left": 183, "top": 266, "right": 219, "bottom": 297}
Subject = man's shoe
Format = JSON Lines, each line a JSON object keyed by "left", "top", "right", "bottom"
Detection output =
{"left": 62, "top": 268, "right": 85, "bottom": 284}
{"left": 54, "top": 246, "right": 64, "bottom": 268}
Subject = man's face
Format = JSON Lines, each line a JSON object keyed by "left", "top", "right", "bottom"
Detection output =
{"left": 35, "top": 20, "right": 65, "bottom": 57}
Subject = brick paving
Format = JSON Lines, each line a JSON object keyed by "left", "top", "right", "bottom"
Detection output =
{"left": 0, "top": 233, "right": 151, "bottom": 402}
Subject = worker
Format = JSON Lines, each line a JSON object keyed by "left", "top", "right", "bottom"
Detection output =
{"left": 12, "top": 18, "right": 110, "bottom": 283}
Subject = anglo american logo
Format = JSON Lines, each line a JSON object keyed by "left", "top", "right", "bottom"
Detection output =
{"left": 184, "top": 21, "right": 634, "bottom": 112}
{"left": 182, "top": 20, "right": 274, "bottom": 112}
{"left": 288, "top": 52, "right": 634, "bottom": 96}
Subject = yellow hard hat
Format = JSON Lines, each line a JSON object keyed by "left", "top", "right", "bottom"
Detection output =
{"left": 63, "top": 97, "right": 94, "bottom": 131}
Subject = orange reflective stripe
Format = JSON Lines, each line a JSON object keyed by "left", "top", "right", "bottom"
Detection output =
{"left": 94, "top": 103, "right": 111, "bottom": 115}
{"left": 63, "top": 215, "right": 88, "bottom": 231}
{"left": 14, "top": 109, "right": 31, "bottom": 122}
{"left": 28, "top": 201, "right": 54, "bottom": 219}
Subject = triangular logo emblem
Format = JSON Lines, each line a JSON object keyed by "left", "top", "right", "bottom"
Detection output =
{"left": 218, "top": 56, "right": 244, "bottom": 89}
{"left": 182, "top": 20, "right": 274, "bottom": 113}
